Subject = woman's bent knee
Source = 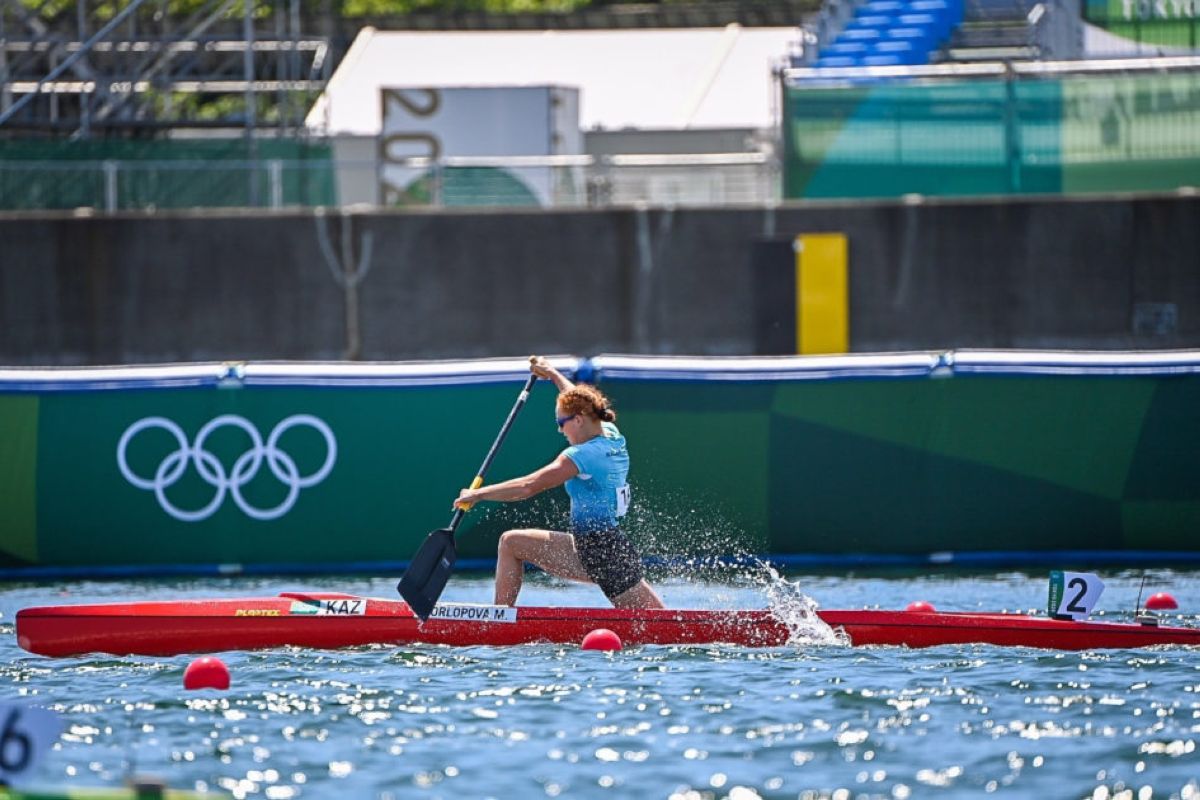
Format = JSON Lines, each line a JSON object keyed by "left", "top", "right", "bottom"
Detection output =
{"left": 498, "top": 529, "right": 538, "bottom": 556}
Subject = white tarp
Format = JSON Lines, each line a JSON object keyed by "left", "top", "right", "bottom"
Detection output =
{"left": 306, "top": 24, "right": 799, "bottom": 134}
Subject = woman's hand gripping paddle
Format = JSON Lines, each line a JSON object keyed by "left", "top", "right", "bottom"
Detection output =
{"left": 397, "top": 374, "right": 538, "bottom": 620}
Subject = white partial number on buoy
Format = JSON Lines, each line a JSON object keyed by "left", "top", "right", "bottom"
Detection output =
{"left": 1048, "top": 570, "right": 1105, "bottom": 620}
{"left": 0, "top": 704, "right": 63, "bottom": 783}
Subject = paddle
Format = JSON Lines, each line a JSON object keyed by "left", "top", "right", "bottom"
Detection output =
{"left": 397, "top": 373, "right": 538, "bottom": 620}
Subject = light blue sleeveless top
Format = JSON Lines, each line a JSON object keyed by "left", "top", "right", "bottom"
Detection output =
{"left": 562, "top": 422, "right": 630, "bottom": 533}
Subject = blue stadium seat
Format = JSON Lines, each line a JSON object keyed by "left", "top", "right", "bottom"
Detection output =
{"left": 910, "top": 0, "right": 957, "bottom": 37}
{"left": 811, "top": 0, "right": 963, "bottom": 73}
{"left": 825, "top": 42, "right": 871, "bottom": 57}
{"left": 941, "top": 0, "right": 965, "bottom": 23}
{"left": 897, "top": 13, "right": 939, "bottom": 29}
{"left": 840, "top": 28, "right": 884, "bottom": 44}
{"left": 846, "top": 14, "right": 894, "bottom": 30}
{"left": 896, "top": 13, "right": 944, "bottom": 47}
{"left": 888, "top": 26, "right": 936, "bottom": 52}
{"left": 909, "top": 0, "right": 950, "bottom": 12}
{"left": 875, "top": 39, "right": 926, "bottom": 64}
{"left": 816, "top": 55, "right": 864, "bottom": 67}
{"left": 862, "top": 0, "right": 906, "bottom": 15}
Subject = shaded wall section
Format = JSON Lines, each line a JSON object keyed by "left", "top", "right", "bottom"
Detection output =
{"left": 2, "top": 193, "right": 1198, "bottom": 365}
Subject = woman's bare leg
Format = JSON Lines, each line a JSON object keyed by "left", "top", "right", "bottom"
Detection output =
{"left": 494, "top": 529, "right": 590, "bottom": 606}
{"left": 610, "top": 579, "right": 665, "bottom": 610}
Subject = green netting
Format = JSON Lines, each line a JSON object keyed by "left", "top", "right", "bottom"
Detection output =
{"left": 1060, "top": 72, "right": 1200, "bottom": 192}
{"left": 783, "top": 71, "right": 1200, "bottom": 199}
{"left": 0, "top": 139, "right": 336, "bottom": 210}
{"left": 386, "top": 167, "right": 543, "bottom": 207}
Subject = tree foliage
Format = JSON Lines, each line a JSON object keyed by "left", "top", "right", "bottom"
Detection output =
{"left": 16, "top": 0, "right": 673, "bottom": 23}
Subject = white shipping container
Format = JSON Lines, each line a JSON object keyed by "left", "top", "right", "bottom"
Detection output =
{"left": 378, "top": 85, "right": 582, "bottom": 207}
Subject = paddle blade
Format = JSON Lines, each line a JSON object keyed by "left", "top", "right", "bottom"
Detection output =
{"left": 397, "top": 528, "right": 458, "bottom": 620}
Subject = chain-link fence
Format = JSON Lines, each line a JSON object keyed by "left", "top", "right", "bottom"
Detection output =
{"left": 0, "top": 158, "right": 338, "bottom": 211}
{"left": 0, "top": 152, "right": 780, "bottom": 212}
{"left": 782, "top": 57, "right": 1200, "bottom": 198}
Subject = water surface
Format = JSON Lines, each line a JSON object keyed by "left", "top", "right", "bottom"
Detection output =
{"left": 2, "top": 570, "right": 1199, "bottom": 799}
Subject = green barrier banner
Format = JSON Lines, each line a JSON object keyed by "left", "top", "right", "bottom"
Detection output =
{"left": 4, "top": 353, "right": 1200, "bottom": 570}
{"left": 13, "top": 372, "right": 568, "bottom": 568}
{"left": 0, "top": 395, "right": 38, "bottom": 563}
{"left": 595, "top": 352, "right": 1200, "bottom": 558}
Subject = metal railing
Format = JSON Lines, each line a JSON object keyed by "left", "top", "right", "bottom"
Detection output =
{"left": 378, "top": 153, "right": 778, "bottom": 208}
{"left": 0, "top": 0, "right": 328, "bottom": 136}
{"left": 0, "top": 152, "right": 781, "bottom": 212}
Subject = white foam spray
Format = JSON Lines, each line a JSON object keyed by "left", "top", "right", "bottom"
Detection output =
{"left": 760, "top": 562, "right": 851, "bottom": 647}
{"left": 625, "top": 495, "right": 850, "bottom": 646}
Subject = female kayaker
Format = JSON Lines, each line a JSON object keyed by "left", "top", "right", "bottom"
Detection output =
{"left": 453, "top": 356, "right": 665, "bottom": 609}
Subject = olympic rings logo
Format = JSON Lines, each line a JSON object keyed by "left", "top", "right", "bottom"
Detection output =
{"left": 117, "top": 414, "right": 337, "bottom": 522}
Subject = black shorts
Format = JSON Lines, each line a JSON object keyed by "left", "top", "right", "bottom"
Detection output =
{"left": 573, "top": 528, "right": 645, "bottom": 600}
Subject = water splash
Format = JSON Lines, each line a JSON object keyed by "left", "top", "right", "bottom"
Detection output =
{"left": 623, "top": 496, "right": 851, "bottom": 647}
{"left": 760, "top": 562, "right": 851, "bottom": 647}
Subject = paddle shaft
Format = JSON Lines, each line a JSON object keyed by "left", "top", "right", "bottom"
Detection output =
{"left": 397, "top": 372, "right": 540, "bottom": 617}
{"left": 445, "top": 373, "right": 538, "bottom": 535}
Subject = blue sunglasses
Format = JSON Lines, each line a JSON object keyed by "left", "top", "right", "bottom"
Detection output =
{"left": 556, "top": 414, "right": 577, "bottom": 428}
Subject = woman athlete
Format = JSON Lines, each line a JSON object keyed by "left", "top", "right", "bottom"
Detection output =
{"left": 453, "top": 356, "right": 665, "bottom": 609}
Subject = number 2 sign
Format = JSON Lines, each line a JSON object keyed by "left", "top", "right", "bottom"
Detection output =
{"left": 1048, "top": 571, "right": 1106, "bottom": 620}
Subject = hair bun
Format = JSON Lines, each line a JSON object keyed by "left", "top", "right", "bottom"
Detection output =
{"left": 559, "top": 384, "right": 617, "bottom": 423}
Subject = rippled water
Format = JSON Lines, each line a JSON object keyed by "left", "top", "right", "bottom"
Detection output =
{"left": 2, "top": 569, "right": 1200, "bottom": 799}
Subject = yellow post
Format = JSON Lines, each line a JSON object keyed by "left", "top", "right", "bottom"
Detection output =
{"left": 794, "top": 233, "right": 849, "bottom": 354}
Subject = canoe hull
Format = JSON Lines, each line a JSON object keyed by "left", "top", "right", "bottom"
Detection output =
{"left": 16, "top": 593, "right": 788, "bottom": 657}
{"left": 15, "top": 592, "right": 1200, "bottom": 657}
{"left": 818, "top": 609, "right": 1200, "bottom": 650}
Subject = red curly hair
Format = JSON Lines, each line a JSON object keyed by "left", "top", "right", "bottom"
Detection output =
{"left": 556, "top": 384, "right": 616, "bottom": 422}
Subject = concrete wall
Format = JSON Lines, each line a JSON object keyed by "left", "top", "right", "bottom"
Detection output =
{"left": 2, "top": 192, "right": 1197, "bottom": 365}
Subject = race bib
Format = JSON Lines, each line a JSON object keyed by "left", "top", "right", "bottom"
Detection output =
{"left": 616, "top": 484, "right": 631, "bottom": 517}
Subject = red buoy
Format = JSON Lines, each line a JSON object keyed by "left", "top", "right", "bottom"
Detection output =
{"left": 581, "top": 628, "right": 623, "bottom": 651}
{"left": 184, "top": 656, "right": 230, "bottom": 690}
{"left": 1145, "top": 592, "right": 1179, "bottom": 611}
{"left": 906, "top": 601, "right": 937, "bottom": 613}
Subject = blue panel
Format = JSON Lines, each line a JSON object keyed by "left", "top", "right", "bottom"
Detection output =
{"left": 951, "top": 350, "right": 1200, "bottom": 376}
{"left": 0, "top": 358, "right": 585, "bottom": 392}
{"left": 588, "top": 353, "right": 942, "bottom": 382}
{"left": 0, "top": 364, "right": 228, "bottom": 393}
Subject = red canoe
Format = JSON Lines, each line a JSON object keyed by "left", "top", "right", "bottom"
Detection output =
{"left": 15, "top": 592, "right": 1200, "bottom": 657}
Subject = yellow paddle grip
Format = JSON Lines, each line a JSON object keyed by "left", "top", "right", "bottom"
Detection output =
{"left": 458, "top": 475, "right": 485, "bottom": 511}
